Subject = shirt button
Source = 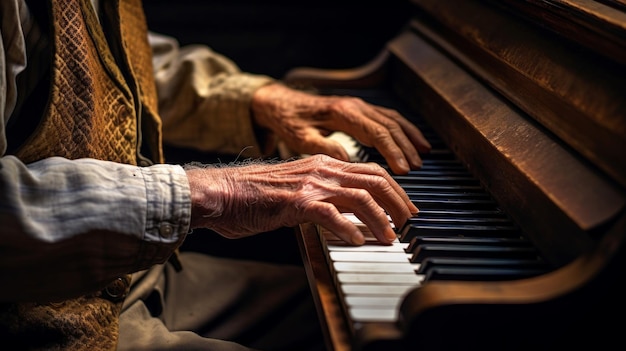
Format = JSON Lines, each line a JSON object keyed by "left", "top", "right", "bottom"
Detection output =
{"left": 159, "top": 223, "right": 173, "bottom": 237}
{"left": 103, "top": 276, "right": 130, "bottom": 301}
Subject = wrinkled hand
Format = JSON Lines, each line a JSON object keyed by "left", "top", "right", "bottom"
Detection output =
{"left": 252, "top": 83, "right": 431, "bottom": 175}
{"left": 185, "top": 155, "right": 418, "bottom": 245}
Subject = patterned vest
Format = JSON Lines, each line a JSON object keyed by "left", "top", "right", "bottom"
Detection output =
{"left": 1, "top": 0, "right": 163, "bottom": 349}
{"left": 14, "top": 0, "right": 162, "bottom": 165}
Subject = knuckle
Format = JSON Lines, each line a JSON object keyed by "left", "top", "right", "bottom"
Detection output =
{"left": 331, "top": 97, "right": 361, "bottom": 112}
{"left": 301, "top": 200, "right": 335, "bottom": 221}
{"left": 370, "top": 126, "right": 392, "bottom": 142}
{"left": 310, "top": 153, "right": 333, "bottom": 164}
{"left": 370, "top": 174, "right": 389, "bottom": 189}
{"left": 372, "top": 163, "right": 389, "bottom": 176}
{"left": 353, "top": 188, "right": 373, "bottom": 204}
{"left": 364, "top": 162, "right": 388, "bottom": 178}
{"left": 298, "top": 174, "right": 320, "bottom": 190}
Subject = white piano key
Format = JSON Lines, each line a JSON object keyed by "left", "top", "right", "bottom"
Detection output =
{"left": 333, "top": 261, "right": 419, "bottom": 273}
{"left": 319, "top": 213, "right": 396, "bottom": 242}
{"left": 340, "top": 284, "right": 417, "bottom": 296}
{"left": 329, "top": 251, "right": 412, "bottom": 262}
{"left": 337, "top": 272, "right": 424, "bottom": 285}
{"left": 345, "top": 295, "right": 404, "bottom": 308}
{"left": 301, "top": 132, "right": 363, "bottom": 162}
{"left": 342, "top": 212, "right": 393, "bottom": 226}
{"left": 324, "top": 236, "right": 393, "bottom": 245}
{"left": 349, "top": 307, "right": 398, "bottom": 322}
{"left": 316, "top": 198, "right": 427, "bottom": 326}
{"left": 327, "top": 241, "right": 408, "bottom": 252}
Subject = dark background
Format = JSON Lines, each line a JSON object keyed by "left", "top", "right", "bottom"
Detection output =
{"left": 143, "top": 1, "right": 412, "bottom": 264}
{"left": 143, "top": 0, "right": 412, "bottom": 79}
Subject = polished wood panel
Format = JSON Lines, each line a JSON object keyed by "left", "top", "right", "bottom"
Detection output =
{"left": 411, "top": 0, "right": 626, "bottom": 190}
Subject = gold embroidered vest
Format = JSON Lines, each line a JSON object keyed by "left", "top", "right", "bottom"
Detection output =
{"left": 1, "top": 0, "right": 163, "bottom": 350}
{"left": 14, "top": 0, "right": 162, "bottom": 164}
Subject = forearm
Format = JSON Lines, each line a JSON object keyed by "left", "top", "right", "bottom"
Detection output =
{"left": 0, "top": 156, "right": 191, "bottom": 301}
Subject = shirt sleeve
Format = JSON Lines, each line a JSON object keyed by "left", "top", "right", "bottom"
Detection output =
{"left": 0, "top": 1, "right": 192, "bottom": 301}
{"left": 149, "top": 32, "right": 278, "bottom": 158}
{"left": 0, "top": 155, "right": 191, "bottom": 300}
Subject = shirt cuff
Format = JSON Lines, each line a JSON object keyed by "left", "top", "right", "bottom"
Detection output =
{"left": 139, "top": 163, "right": 191, "bottom": 244}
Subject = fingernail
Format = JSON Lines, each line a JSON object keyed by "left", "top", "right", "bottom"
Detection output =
{"left": 351, "top": 232, "right": 365, "bottom": 245}
{"left": 397, "top": 158, "right": 409, "bottom": 172}
{"left": 411, "top": 151, "right": 425, "bottom": 167}
{"left": 384, "top": 227, "right": 397, "bottom": 242}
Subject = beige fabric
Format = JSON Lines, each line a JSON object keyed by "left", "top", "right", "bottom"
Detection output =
{"left": 118, "top": 253, "right": 325, "bottom": 351}
{"left": 149, "top": 34, "right": 276, "bottom": 158}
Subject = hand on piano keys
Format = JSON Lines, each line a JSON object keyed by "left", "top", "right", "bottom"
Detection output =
{"left": 319, "top": 213, "right": 423, "bottom": 322}
{"left": 312, "top": 133, "right": 549, "bottom": 325}
{"left": 254, "top": 83, "right": 432, "bottom": 175}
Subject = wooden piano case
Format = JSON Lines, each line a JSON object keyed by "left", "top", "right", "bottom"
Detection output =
{"left": 287, "top": 0, "right": 626, "bottom": 350}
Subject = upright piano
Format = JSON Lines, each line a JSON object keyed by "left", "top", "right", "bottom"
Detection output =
{"left": 284, "top": 0, "right": 626, "bottom": 350}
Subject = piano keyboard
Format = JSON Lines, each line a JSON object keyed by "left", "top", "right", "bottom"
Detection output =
{"left": 319, "top": 219, "right": 421, "bottom": 323}
{"left": 313, "top": 91, "right": 550, "bottom": 327}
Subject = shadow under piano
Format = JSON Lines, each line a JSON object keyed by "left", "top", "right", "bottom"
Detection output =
{"left": 285, "top": 0, "right": 626, "bottom": 350}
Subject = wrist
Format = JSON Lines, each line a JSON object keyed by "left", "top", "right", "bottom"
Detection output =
{"left": 183, "top": 165, "right": 229, "bottom": 230}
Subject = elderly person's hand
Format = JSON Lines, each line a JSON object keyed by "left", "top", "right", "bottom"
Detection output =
{"left": 185, "top": 155, "right": 418, "bottom": 245}
{"left": 251, "top": 83, "right": 431, "bottom": 175}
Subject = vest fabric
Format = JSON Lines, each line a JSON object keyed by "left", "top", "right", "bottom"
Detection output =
{"left": 14, "top": 0, "right": 162, "bottom": 165}
{"left": 1, "top": 0, "right": 162, "bottom": 349}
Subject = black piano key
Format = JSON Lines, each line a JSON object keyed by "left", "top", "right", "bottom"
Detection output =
{"left": 411, "top": 198, "right": 500, "bottom": 210}
{"left": 366, "top": 147, "right": 455, "bottom": 163}
{"left": 401, "top": 170, "right": 475, "bottom": 177}
{"left": 423, "top": 267, "right": 548, "bottom": 282}
{"left": 406, "top": 216, "right": 513, "bottom": 225}
{"left": 399, "top": 216, "right": 517, "bottom": 233}
{"left": 397, "top": 212, "right": 504, "bottom": 235}
{"left": 405, "top": 191, "right": 491, "bottom": 200}
{"left": 420, "top": 148, "right": 456, "bottom": 160}
{"left": 415, "top": 209, "right": 508, "bottom": 219}
{"left": 404, "top": 163, "right": 470, "bottom": 171}
{"left": 400, "top": 224, "right": 520, "bottom": 242}
{"left": 394, "top": 175, "right": 480, "bottom": 186}
{"left": 382, "top": 159, "right": 468, "bottom": 174}
{"left": 356, "top": 147, "right": 370, "bottom": 162}
{"left": 416, "top": 257, "right": 550, "bottom": 275}
{"left": 400, "top": 184, "right": 485, "bottom": 194}
{"left": 409, "top": 244, "right": 539, "bottom": 262}
{"left": 418, "top": 166, "right": 467, "bottom": 174}
{"left": 420, "top": 158, "right": 462, "bottom": 164}
{"left": 405, "top": 236, "right": 529, "bottom": 253}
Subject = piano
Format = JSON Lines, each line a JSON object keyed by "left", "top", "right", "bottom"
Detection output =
{"left": 283, "top": 0, "right": 626, "bottom": 350}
